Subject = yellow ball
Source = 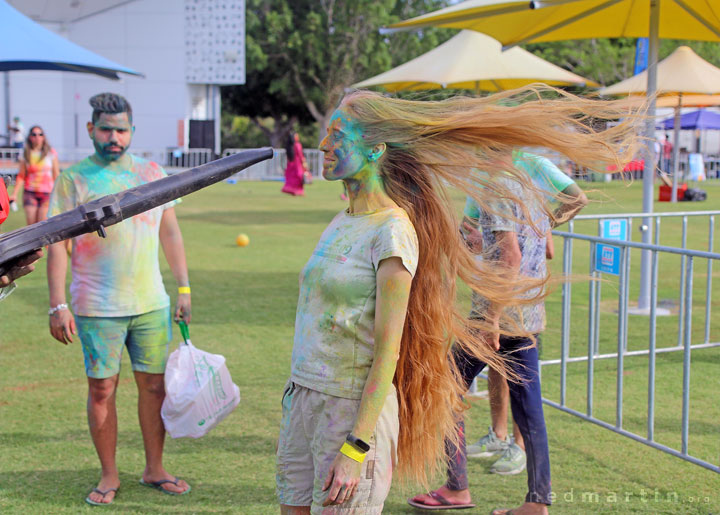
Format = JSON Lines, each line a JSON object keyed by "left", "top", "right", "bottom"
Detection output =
{"left": 236, "top": 233, "right": 250, "bottom": 247}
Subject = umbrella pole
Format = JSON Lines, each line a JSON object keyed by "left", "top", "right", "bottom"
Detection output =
{"left": 671, "top": 93, "right": 683, "bottom": 202}
{"left": 3, "top": 72, "right": 9, "bottom": 146}
{"left": 637, "top": 0, "right": 660, "bottom": 313}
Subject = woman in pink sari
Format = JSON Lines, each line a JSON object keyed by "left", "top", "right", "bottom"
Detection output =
{"left": 282, "top": 132, "right": 308, "bottom": 196}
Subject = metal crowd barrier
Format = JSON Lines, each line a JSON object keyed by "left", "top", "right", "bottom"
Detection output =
{"left": 571, "top": 211, "right": 719, "bottom": 351}
{"left": 541, "top": 218, "right": 720, "bottom": 474}
{"left": 222, "top": 148, "right": 324, "bottom": 180}
{"left": 166, "top": 148, "right": 214, "bottom": 168}
{"left": 0, "top": 147, "right": 21, "bottom": 161}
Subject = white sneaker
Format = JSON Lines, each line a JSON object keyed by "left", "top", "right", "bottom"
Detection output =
{"left": 466, "top": 426, "right": 510, "bottom": 458}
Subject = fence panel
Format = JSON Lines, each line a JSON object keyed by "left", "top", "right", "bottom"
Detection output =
{"left": 541, "top": 227, "right": 720, "bottom": 473}
{"left": 222, "top": 148, "right": 324, "bottom": 180}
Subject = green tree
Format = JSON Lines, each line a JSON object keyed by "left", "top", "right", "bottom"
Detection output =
{"left": 525, "top": 38, "right": 637, "bottom": 87}
{"left": 222, "top": 0, "right": 451, "bottom": 146}
{"left": 526, "top": 38, "right": 720, "bottom": 87}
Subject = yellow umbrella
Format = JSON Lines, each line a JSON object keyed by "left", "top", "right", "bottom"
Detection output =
{"left": 385, "top": 0, "right": 720, "bottom": 46}
{"left": 599, "top": 46, "right": 720, "bottom": 201}
{"left": 352, "top": 30, "right": 596, "bottom": 92}
{"left": 384, "top": 0, "right": 720, "bottom": 312}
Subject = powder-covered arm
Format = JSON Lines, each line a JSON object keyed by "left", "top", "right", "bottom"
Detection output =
{"left": 321, "top": 255, "right": 412, "bottom": 506}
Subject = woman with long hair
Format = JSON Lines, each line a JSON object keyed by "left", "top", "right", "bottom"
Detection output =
{"left": 276, "top": 86, "right": 640, "bottom": 514}
{"left": 282, "top": 131, "right": 309, "bottom": 196}
{"left": 9, "top": 125, "right": 60, "bottom": 225}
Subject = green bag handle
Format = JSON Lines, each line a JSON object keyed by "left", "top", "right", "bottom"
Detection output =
{"left": 178, "top": 319, "right": 190, "bottom": 345}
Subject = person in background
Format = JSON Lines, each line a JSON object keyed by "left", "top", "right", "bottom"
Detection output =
{"left": 409, "top": 153, "right": 588, "bottom": 514}
{"left": 9, "top": 126, "right": 60, "bottom": 225}
{"left": 282, "top": 131, "right": 309, "bottom": 196}
{"left": 8, "top": 116, "right": 25, "bottom": 149}
{"left": 662, "top": 134, "right": 673, "bottom": 174}
{"left": 47, "top": 92, "right": 192, "bottom": 506}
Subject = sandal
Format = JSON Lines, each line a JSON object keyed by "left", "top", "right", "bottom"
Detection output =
{"left": 408, "top": 490, "right": 476, "bottom": 510}
{"left": 85, "top": 487, "right": 118, "bottom": 506}
{"left": 139, "top": 476, "right": 191, "bottom": 496}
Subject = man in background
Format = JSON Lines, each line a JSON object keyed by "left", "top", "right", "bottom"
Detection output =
{"left": 8, "top": 116, "right": 25, "bottom": 148}
{"left": 47, "top": 93, "right": 192, "bottom": 506}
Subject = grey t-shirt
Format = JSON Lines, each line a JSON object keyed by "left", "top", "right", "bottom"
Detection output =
{"left": 291, "top": 207, "right": 418, "bottom": 399}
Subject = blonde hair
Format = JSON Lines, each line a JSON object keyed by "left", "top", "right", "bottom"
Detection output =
{"left": 341, "top": 85, "right": 642, "bottom": 486}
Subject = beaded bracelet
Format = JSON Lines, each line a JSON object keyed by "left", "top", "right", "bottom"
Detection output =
{"left": 48, "top": 303, "right": 68, "bottom": 316}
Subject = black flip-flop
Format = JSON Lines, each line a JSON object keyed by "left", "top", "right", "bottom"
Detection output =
{"left": 139, "top": 477, "right": 191, "bottom": 496}
{"left": 85, "top": 487, "right": 118, "bottom": 506}
{"left": 408, "top": 490, "right": 476, "bottom": 510}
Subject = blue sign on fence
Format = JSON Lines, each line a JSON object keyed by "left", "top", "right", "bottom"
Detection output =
{"left": 596, "top": 244, "right": 621, "bottom": 275}
{"left": 601, "top": 219, "right": 627, "bottom": 241}
{"left": 595, "top": 219, "right": 627, "bottom": 275}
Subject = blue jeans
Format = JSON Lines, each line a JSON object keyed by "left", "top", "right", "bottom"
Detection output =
{"left": 446, "top": 335, "right": 552, "bottom": 505}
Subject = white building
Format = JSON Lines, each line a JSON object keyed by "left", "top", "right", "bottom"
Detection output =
{"left": 2, "top": 0, "right": 245, "bottom": 164}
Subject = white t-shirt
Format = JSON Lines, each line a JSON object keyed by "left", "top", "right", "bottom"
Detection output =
{"left": 291, "top": 207, "right": 419, "bottom": 399}
{"left": 48, "top": 155, "right": 178, "bottom": 317}
{"left": 13, "top": 122, "right": 24, "bottom": 144}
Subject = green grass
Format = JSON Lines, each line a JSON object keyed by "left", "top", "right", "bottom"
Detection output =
{"left": 0, "top": 179, "right": 718, "bottom": 514}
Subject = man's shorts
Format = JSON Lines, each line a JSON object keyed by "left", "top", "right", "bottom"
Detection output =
{"left": 23, "top": 189, "right": 50, "bottom": 207}
{"left": 75, "top": 307, "right": 171, "bottom": 379}
{"left": 276, "top": 381, "right": 399, "bottom": 514}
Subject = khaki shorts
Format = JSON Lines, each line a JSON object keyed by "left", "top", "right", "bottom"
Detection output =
{"left": 276, "top": 381, "right": 399, "bottom": 514}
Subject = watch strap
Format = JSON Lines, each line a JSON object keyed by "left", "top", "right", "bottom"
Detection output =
{"left": 346, "top": 433, "right": 370, "bottom": 453}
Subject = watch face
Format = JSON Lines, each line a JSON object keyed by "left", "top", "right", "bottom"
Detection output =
{"left": 348, "top": 435, "right": 370, "bottom": 452}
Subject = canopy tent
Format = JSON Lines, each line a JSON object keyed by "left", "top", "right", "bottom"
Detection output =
{"left": 599, "top": 46, "right": 720, "bottom": 200}
{"left": 0, "top": 0, "right": 142, "bottom": 143}
{"left": 659, "top": 110, "right": 720, "bottom": 131}
{"left": 352, "top": 30, "right": 595, "bottom": 92}
{"left": 599, "top": 46, "right": 720, "bottom": 97}
{"left": 0, "top": 0, "right": 142, "bottom": 79}
{"left": 657, "top": 95, "right": 720, "bottom": 108}
{"left": 384, "top": 0, "right": 720, "bottom": 312}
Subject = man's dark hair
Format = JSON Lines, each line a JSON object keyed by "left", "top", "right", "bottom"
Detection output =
{"left": 89, "top": 93, "right": 133, "bottom": 124}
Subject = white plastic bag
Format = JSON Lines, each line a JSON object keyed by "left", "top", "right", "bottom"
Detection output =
{"left": 161, "top": 322, "right": 240, "bottom": 438}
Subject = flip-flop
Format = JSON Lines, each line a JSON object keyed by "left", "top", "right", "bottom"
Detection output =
{"left": 84, "top": 487, "right": 118, "bottom": 506}
{"left": 407, "top": 490, "right": 476, "bottom": 510}
{"left": 139, "top": 477, "right": 191, "bottom": 496}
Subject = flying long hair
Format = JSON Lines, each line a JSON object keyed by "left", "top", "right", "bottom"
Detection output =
{"left": 340, "top": 85, "right": 642, "bottom": 486}
{"left": 23, "top": 125, "right": 52, "bottom": 163}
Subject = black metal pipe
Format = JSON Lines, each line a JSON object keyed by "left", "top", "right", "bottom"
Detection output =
{"left": 0, "top": 148, "right": 273, "bottom": 275}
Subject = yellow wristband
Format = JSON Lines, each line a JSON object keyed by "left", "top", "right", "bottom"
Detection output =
{"left": 340, "top": 442, "right": 366, "bottom": 463}
{"left": 178, "top": 287, "right": 191, "bottom": 294}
